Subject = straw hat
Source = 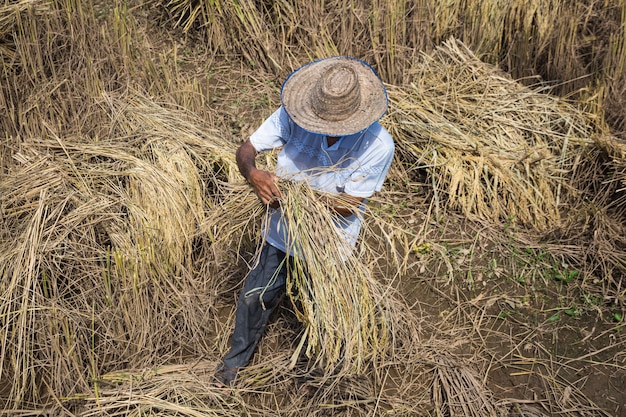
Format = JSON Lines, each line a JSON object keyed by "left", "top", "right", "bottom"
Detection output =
{"left": 281, "top": 56, "right": 388, "bottom": 136}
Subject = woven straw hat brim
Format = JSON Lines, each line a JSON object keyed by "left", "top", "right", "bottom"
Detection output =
{"left": 281, "top": 57, "right": 388, "bottom": 136}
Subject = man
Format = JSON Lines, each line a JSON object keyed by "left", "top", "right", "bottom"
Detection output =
{"left": 215, "top": 56, "right": 394, "bottom": 386}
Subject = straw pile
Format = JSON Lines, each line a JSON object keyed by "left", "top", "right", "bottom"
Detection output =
{"left": 0, "top": 93, "right": 240, "bottom": 406}
{"left": 385, "top": 38, "right": 595, "bottom": 230}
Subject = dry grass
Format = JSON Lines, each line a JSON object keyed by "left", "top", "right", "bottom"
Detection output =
{"left": 0, "top": 111, "right": 238, "bottom": 409}
{"left": 159, "top": 0, "right": 626, "bottom": 138}
{"left": 385, "top": 38, "right": 595, "bottom": 230}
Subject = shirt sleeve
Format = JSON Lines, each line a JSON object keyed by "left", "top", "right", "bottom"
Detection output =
{"left": 343, "top": 125, "right": 395, "bottom": 198}
{"left": 249, "top": 106, "right": 292, "bottom": 152}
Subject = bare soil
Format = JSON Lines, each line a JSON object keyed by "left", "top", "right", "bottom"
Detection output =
{"left": 392, "top": 204, "right": 626, "bottom": 416}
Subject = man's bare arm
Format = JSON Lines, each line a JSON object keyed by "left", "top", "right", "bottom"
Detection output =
{"left": 236, "top": 139, "right": 282, "bottom": 205}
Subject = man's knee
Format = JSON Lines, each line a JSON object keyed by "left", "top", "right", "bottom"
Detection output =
{"left": 241, "top": 288, "right": 282, "bottom": 311}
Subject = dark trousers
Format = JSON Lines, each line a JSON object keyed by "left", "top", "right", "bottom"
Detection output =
{"left": 221, "top": 243, "right": 289, "bottom": 369}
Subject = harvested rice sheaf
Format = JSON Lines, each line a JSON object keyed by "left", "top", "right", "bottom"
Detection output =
{"left": 279, "top": 180, "right": 391, "bottom": 373}
{"left": 0, "top": 93, "right": 240, "bottom": 407}
{"left": 385, "top": 38, "right": 596, "bottom": 230}
{"left": 205, "top": 177, "right": 398, "bottom": 374}
{"left": 203, "top": 168, "right": 402, "bottom": 373}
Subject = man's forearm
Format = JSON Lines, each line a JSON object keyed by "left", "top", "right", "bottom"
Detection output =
{"left": 236, "top": 139, "right": 258, "bottom": 181}
{"left": 236, "top": 139, "right": 282, "bottom": 205}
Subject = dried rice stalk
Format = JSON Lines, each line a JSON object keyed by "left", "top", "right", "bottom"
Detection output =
{"left": 201, "top": 181, "right": 266, "bottom": 254}
{"left": 96, "top": 92, "right": 242, "bottom": 279}
{"left": 432, "top": 356, "right": 500, "bottom": 417}
{"left": 0, "top": 0, "right": 50, "bottom": 58}
{"left": 279, "top": 180, "right": 391, "bottom": 373}
{"left": 204, "top": 175, "right": 399, "bottom": 374}
{"left": 0, "top": 95, "right": 240, "bottom": 407}
{"left": 386, "top": 38, "right": 595, "bottom": 230}
{"left": 76, "top": 362, "right": 242, "bottom": 417}
{"left": 101, "top": 93, "right": 240, "bottom": 182}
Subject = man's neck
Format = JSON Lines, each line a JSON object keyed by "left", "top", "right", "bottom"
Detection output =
{"left": 326, "top": 136, "right": 340, "bottom": 147}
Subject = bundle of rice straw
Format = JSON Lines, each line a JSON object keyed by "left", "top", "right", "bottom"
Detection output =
{"left": 280, "top": 180, "right": 391, "bottom": 373}
{"left": 0, "top": 91, "right": 240, "bottom": 406}
{"left": 100, "top": 93, "right": 240, "bottom": 273}
{"left": 385, "top": 38, "right": 596, "bottom": 230}
{"left": 206, "top": 177, "right": 395, "bottom": 374}
{"left": 431, "top": 356, "right": 501, "bottom": 417}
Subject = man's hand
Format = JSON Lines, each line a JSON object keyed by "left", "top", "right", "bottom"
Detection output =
{"left": 248, "top": 168, "right": 282, "bottom": 207}
{"left": 320, "top": 193, "right": 365, "bottom": 217}
{"left": 236, "top": 139, "right": 282, "bottom": 207}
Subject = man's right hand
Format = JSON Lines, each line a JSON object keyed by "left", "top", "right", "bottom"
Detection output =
{"left": 236, "top": 139, "right": 282, "bottom": 207}
{"left": 248, "top": 168, "right": 282, "bottom": 207}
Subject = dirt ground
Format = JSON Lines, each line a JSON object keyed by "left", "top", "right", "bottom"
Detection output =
{"left": 390, "top": 201, "right": 626, "bottom": 416}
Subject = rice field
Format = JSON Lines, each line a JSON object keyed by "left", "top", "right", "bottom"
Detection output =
{"left": 1, "top": 1, "right": 625, "bottom": 416}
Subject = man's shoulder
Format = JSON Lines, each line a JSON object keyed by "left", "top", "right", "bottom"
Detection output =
{"left": 366, "top": 122, "right": 394, "bottom": 151}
